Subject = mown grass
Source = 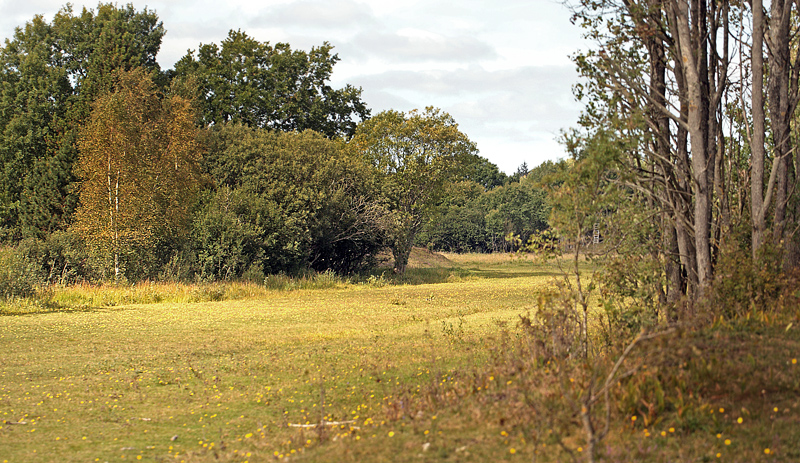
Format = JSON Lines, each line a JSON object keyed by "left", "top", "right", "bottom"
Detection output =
{"left": 1, "top": 251, "right": 798, "bottom": 462}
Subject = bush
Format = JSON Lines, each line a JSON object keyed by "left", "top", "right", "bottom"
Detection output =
{"left": 0, "top": 247, "right": 43, "bottom": 299}
{"left": 16, "top": 231, "right": 93, "bottom": 285}
{"left": 712, "top": 241, "right": 797, "bottom": 319}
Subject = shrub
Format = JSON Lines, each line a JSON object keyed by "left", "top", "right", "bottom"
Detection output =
{"left": 0, "top": 247, "right": 43, "bottom": 299}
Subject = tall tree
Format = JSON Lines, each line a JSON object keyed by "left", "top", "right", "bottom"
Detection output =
{"left": 171, "top": 30, "right": 370, "bottom": 138}
{"left": 569, "top": 0, "right": 731, "bottom": 300}
{"left": 352, "top": 108, "right": 479, "bottom": 273}
{"left": 75, "top": 69, "right": 201, "bottom": 281}
{"left": 0, "top": 3, "right": 165, "bottom": 238}
{"left": 764, "top": 0, "right": 800, "bottom": 266}
{"left": 568, "top": 0, "right": 800, "bottom": 312}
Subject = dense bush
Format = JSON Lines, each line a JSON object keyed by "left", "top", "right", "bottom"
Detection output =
{"left": 0, "top": 247, "right": 42, "bottom": 299}
{"left": 192, "top": 125, "right": 385, "bottom": 279}
{"left": 16, "top": 231, "right": 93, "bottom": 285}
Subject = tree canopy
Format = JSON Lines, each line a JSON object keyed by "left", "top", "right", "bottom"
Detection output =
{"left": 0, "top": 3, "right": 165, "bottom": 238}
{"left": 560, "top": 0, "right": 800, "bottom": 318}
{"left": 352, "top": 107, "right": 479, "bottom": 273}
{"left": 193, "top": 125, "right": 384, "bottom": 279}
{"left": 171, "top": 30, "right": 370, "bottom": 138}
{"left": 75, "top": 69, "right": 202, "bottom": 281}
{"left": 0, "top": 3, "right": 563, "bottom": 284}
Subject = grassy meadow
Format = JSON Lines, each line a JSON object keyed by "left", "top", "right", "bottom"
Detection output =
{"left": 2, "top": 251, "right": 799, "bottom": 462}
{"left": 0, "top": 252, "right": 555, "bottom": 462}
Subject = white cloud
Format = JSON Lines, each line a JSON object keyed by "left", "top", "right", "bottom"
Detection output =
{"left": 0, "top": 0, "right": 588, "bottom": 171}
{"left": 251, "top": 0, "right": 377, "bottom": 29}
{"left": 349, "top": 30, "right": 497, "bottom": 63}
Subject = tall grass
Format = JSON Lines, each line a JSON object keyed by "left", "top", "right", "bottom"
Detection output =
{"left": 0, "top": 250, "right": 574, "bottom": 315}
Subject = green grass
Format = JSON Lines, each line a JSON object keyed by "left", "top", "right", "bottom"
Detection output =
{"left": 1, "top": 251, "right": 798, "bottom": 462}
{"left": 0, "top": 252, "right": 557, "bottom": 462}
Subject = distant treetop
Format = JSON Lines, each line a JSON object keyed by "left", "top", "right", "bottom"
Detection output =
{"left": 171, "top": 30, "right": 370, "bottom": 139}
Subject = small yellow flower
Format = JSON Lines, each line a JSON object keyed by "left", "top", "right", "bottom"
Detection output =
{"left": 577, "top": 447, "right": 583, "bottom": 452}
{"left": 388, "top": 431, "right": 395, "bottom": 437}
{"left": 631, "top": 416, "right": 637, "bottom": 422}
{"left": 245, "top": 433, "right": 253, "bottom": 438}
{"left": 716, "top": 453, "right": 721, "bottom": 458}
{"left": 764, "top": 448, "right": 771, "bottom": 455}
{"left": 661, "top": 431, "right": 667, "bottom": 437}
{"left": 509, "top": 448, "right": 516, "bottom": 454}
{"left": 774, "top": 407, "right": 779, "bottom": 412}
{"left": 669, "top": 427, "right": 675, "bottom": 433}
{"left": 792, "top": 358, "right": 797, "bottom": 364}
{"left": 737, "top": 417, "right": 743, "bottom": 424}
{"left": 719, "top": 408, "right": 725, "bottom": 413}
{"left": 724, "top": 439, "right": 731, "bottom": 446}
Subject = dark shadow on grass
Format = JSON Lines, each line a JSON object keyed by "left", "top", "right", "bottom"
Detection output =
{"left": 464, "top": 268, "right": 564, "bottom": 279}
{"left": 367, "top": 265, "right": 564, "bottom": 285}
{"left": 0, "top": 302, "right": 116, "bottom": 317}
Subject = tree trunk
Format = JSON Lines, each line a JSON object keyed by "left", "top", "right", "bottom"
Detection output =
{"left": 672, "top": 0, "right": 713, "bottom": 292}
{"left": 751, "top": 0, "right": 768, "bottom": 260}
{"left": 767, "top": 0, "right": 795, "bottom": 266}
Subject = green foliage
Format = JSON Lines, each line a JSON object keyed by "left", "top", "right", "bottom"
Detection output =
{"left": 191, "top": 186, "right": 271, "bottom": 280}
{"left": 171, "top": 30, "right": 369, "bottom": 138}
{"left": 353, "top": 108, "right": 478, "bottom": 272}
{"left": 421, "top": 204, "right": 491, "bottom": 253}
{"left": 0, "top": 246, "right": 43, "bottom": 299}
{"left": 0, "top": 3, "right": 165, "bottom": 236}
{"left": 16, "top": 230, "right": 93, "bottom": 285}
{"left": 194, "top": 125, "right": 384, "bottom": 279}
{"left": 485, "top": 179, "right": 550, "bottom": 247}
{"left": 464, "top": 156, "right": 507, "bottom": 189}
{"left": 419, "top": 165, "right": 554, "bottom": 253}
{"left": 19, "top": 133, "right": 80, "bottom": 239}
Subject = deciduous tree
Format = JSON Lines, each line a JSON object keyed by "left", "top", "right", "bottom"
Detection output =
{"left": 352, "top": 108, "right": 479, "bottom": 273}
{"left": 172, "top": 30, "right": 369, "bottom": 138}
{"left": 75, "top": 69, "right": 201, "bottom": 281}
{"left": 0, "top": 3, "right": 165, "bottom": 237}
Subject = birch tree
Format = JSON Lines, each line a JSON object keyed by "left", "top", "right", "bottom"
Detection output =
{"left": 75, "top": 69, "right": 202, "bottom": 281}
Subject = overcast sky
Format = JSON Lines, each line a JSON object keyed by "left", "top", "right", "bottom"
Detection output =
{"left": 1, "top": 0, "right": 587, "bottom": 174}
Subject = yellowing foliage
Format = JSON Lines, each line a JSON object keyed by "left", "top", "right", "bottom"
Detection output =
{"left": 75, "top": 69, "right": 202, "bottom": 280}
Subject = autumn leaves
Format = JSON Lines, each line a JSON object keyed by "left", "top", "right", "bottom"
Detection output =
{"left": 75, "top": 70, "right": 202, "bottom": 281}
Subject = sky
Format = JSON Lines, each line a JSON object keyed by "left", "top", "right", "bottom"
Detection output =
{"left": 0, "top": 0, "right": 588, "bottom": 174}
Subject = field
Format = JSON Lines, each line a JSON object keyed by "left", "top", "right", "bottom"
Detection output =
{"left": 2, "top": 251, "right": 799, "bottom": 462}
{"left": 0, "top": 252, "right": 557, "bottom": 462}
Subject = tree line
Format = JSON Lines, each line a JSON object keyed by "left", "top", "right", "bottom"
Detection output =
{"left": 0, "top": 3, "right": 550, "bottom": 286}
